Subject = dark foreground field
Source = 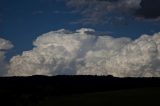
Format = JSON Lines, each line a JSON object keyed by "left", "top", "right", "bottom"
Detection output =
{"left": 0, "top": 75, "right": 160, "bottom": 106}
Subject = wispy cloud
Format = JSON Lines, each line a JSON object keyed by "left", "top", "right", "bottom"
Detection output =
{"left": 65, "top": 0, "right": 160, "bottom": 24}
{"left": 32, "top": 10, "right": 44, "bottom": 15}
{"left": 65, "top": 0, "right": 141, "bottom": 24}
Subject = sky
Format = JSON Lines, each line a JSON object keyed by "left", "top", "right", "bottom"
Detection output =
{"left": 0, "top": 0, "right": 160, "bottom": 57}
{"left": 0, "top": 0, "right": 160, "bottom": 76}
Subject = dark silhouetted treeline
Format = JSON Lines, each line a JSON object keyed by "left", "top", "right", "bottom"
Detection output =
{"left": 0, "top": 75, "right": 160, "bottom": 94}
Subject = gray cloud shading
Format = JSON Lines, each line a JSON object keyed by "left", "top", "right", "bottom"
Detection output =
{"left": 66, "top": 0, "right": 141, "bottom": 24}
{"left": 0, "top": 38, "right": 13, "bottom": 76}
{"left": 66, "top": 0, "right": 160, "bottom": 24}
{"left": 8, "top": 28, "right": 160, "bottom": 77}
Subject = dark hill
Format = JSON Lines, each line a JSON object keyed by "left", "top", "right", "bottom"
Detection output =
{"left": 0, "top": 75, "right": 160, "bottom": 106}
{"left": 1, "top": 75, "right": 160, "bottom": 93}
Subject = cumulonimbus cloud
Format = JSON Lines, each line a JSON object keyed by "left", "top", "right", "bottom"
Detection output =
{"left": 0, "top": 38, "right": 13, "bottom": 76}
{"left": 8, "top": 28, "right": 160, "bottom": 77}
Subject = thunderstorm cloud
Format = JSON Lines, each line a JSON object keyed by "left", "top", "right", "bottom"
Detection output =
{"left": 8, "top": 28, "right": 160, "bottom": 77}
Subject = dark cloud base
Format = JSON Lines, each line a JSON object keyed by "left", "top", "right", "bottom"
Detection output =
{"left": 135, "top": 0, "right": 160, "bottom": 19}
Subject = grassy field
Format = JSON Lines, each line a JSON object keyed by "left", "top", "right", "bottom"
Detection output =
{"left": 2, "top": 87, "right": 157, "bottom": 106}
{"left": 35, "top": 87, "right": 160, "bottom": 106}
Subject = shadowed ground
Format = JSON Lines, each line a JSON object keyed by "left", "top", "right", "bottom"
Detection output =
{"left": 0, "top": 75, "right": 160, "bottom": 106}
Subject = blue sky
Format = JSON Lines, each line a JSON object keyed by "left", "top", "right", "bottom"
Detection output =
{"left": 0, "top": 0, "right": 160, "bottom": 58}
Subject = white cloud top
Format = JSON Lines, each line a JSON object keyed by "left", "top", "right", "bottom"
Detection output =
{"left": 7, "top": 28, "right": 160, "bottom": 77}
{"left": 0, "top": 38, "right": 13, "bottom": 75}
{"left": 0, "top": 38, "right": 13, "bottom": 50}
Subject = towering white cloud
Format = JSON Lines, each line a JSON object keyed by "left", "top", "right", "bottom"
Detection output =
{"left": 77, "top": 33, "right": 160, "bottom": 77}
{"left": 0, "top": 38, "right": 13, "bottom": 76}
{"left": 9, "top": 29, "right": 96, "bottom": 76}
{"left": 8, "top": 29, "right": 160, "bottom": 77}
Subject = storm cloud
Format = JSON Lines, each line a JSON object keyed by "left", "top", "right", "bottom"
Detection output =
{"left": 135, "top": 0, "right": 160, "bottom": 20}
{"left": 8, "top": 28, "right": 160, "bottom": 77}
